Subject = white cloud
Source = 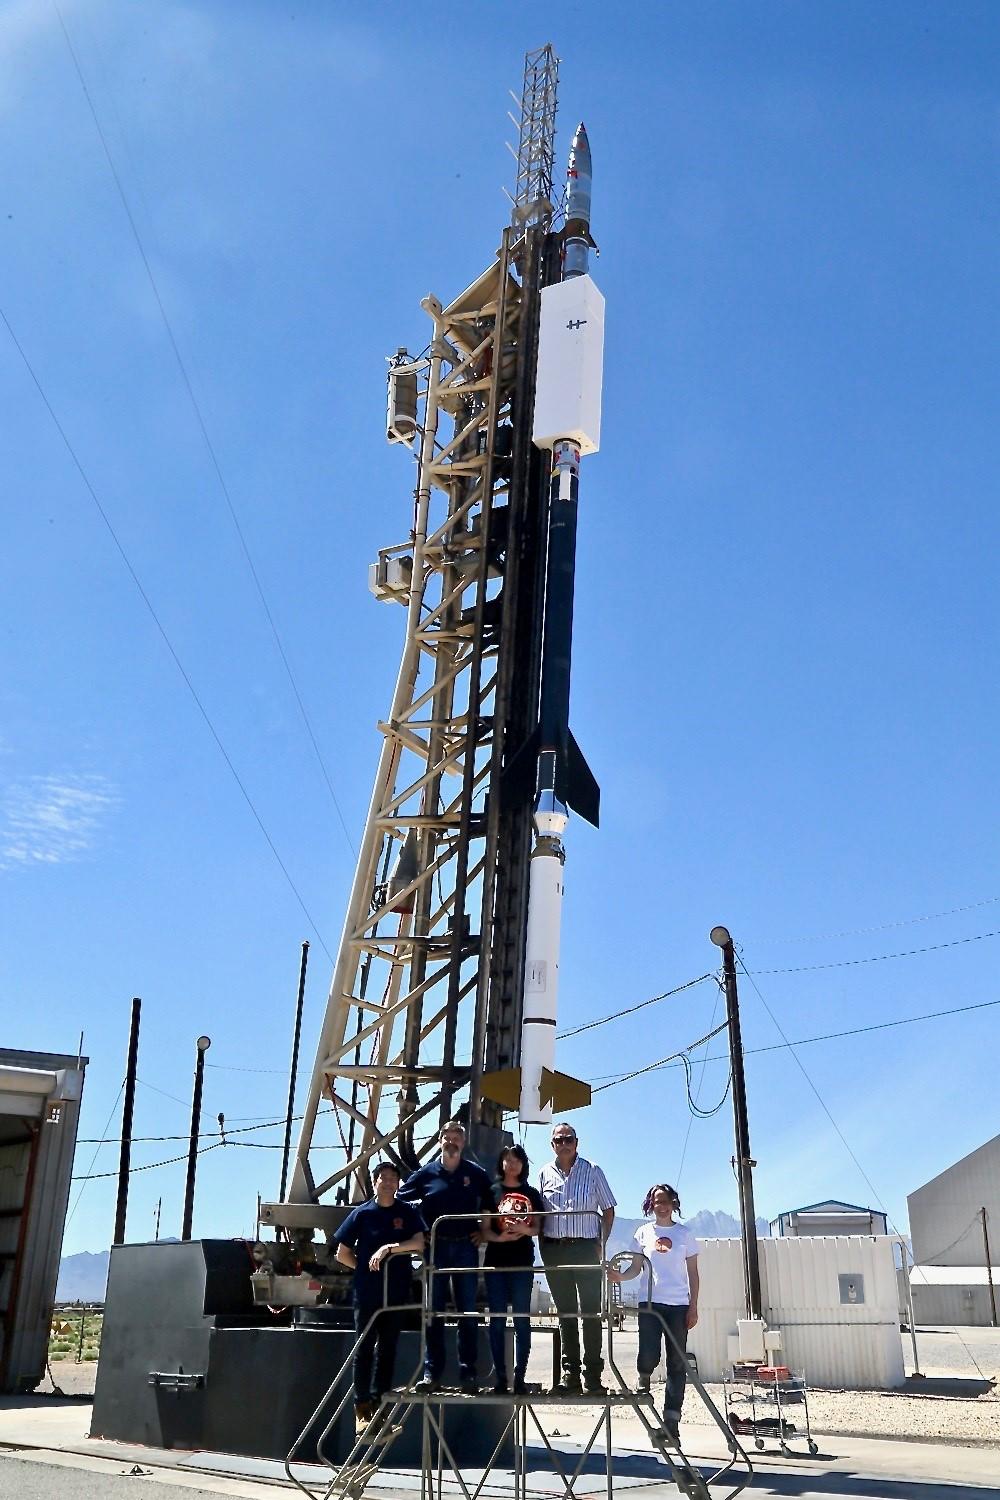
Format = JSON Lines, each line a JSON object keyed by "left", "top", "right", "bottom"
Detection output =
{"left": 0, "top": 773, "right": 117, "bottom": 870}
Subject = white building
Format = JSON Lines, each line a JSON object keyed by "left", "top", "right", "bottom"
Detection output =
{"left": 770, "top": 1199, "right": 888, "bottom": 1238}
{"left": 685, "top": 1236, "right": 904, "bottom": 1389}
{"left": 907, "top": 1133, "right": 1000, "bottom": 1326}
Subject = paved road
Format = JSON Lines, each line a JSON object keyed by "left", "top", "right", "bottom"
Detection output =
{"left": 0, "top": 1457, "right": 229, "bottom": 1499}
{"left": 3, "top": 1450, "right": 1000, "bottom": 1500}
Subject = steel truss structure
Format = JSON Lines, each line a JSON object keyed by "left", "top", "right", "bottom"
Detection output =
{"left": 508, "top": 44, "right": 560, "bottom": 227}
{"left": 274, "top": 45, "right": 568, "bottom": 1215}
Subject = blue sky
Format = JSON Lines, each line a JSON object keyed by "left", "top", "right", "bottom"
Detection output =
{"left": 2, "top": 1, "right": 998, "bottom": 1256}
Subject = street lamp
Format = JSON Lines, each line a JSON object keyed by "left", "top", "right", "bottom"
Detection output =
{"left": 709, "top": 927, "right": 762, "bottom": 1319}
{"left": 181, "top": 1035, "right": 211, "bottom": 1241}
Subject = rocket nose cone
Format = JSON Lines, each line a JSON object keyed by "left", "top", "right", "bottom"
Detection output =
{"left": 568, "top": 121, "right": 592, "bottom": 177}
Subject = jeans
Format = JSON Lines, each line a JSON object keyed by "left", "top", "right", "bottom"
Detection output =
{"left": 485, "top": 1267, "right": 533, "bottom": 1381}
{"left": 638, "top": 1303, "right": 689, "bottom": 1417}
{"left": 540, "top": 1237, "right": 603, "bottom": 1379}
{"left": 353, "top": 1298, "right": 401, "bottom": 1406}
{"left": 425, "top": 1238, "right": 479, "bottom": 1381}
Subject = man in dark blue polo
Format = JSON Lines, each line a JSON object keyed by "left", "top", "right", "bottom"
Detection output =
{"left": 398, "top": 1120, "right": 492, "bottom": 1394}
{"left": 333, "top": 1161, "right": 425, "bottom": 1431}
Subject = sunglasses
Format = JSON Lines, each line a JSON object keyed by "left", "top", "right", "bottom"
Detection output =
{"left": 552, "top": 1135, "right": 576, "bottom": 1144}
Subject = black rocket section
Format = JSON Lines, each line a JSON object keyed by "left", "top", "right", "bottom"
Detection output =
{"left": 503, "top": 458, "right": 600, "bottom": 827}
{"left": 538, "top": 461, "right": 599, "bottom": 826}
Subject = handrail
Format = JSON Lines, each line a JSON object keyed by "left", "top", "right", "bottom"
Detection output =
{"left": 605, "top": 1249, "right": 752, "bottom": 1500}
{"left": 283, "top": 1213, "right": 753, "bottom": 1500}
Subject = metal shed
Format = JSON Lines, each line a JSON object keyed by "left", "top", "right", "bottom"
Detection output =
{"left": 907, "top": 1133, "right": 1000, "bottom": 1268}
{"left": 0, "top": 1046, "right": 88, "bottom": 1393}
{"left": 688, "top": 1235, "right": 904, "bottom": 1388}
{"left": 905, "top": 1264, "right": 999, "bottom": 1327}
{"left": 770, "top": 1199, "right": 889, "bottom": 1238}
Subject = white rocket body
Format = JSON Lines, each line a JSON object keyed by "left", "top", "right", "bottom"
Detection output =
{"left": 517, "top": 808, "right": 567, "bottom": 1124}
{"left": 516, "top": 123, "right": 604, "bottom": 1127}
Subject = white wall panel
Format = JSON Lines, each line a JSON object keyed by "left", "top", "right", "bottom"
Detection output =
{"left": 684, "top": 1237, "right": 904, "bottom": 1388}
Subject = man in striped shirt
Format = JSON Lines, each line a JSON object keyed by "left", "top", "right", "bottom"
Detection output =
{"left": 538, "top": 1123, "right": 616, "bottom": 1394}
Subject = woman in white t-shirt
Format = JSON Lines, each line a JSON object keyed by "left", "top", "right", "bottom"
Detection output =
{"left": 628, "top": 1183, "right": 699, "bottom": 1438}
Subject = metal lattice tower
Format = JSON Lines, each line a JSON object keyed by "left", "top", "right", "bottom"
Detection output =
{"left": 267, "top": 52, "right": 565, "bottom": 1221}
{"left": 509, "top": 44, "right": 560, "bottom": 227}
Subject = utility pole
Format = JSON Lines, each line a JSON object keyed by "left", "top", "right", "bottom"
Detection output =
{"left": 113, "top": 997, "right": 141, "bottom": 1245}
{"left": 710, "top": 927, "right": 762, "bottom": 1319}
{"left": 181, "top": 1036, "right": 211, "bottom": 1241}
{"left": 982, "top": 1207, "right": 997, "bottom": 1328}
{"left": 279, "top": 941, "right": 310, "bottom": 1203}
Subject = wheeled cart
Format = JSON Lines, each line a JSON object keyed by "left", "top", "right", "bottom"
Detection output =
{"left": 722, "top": 1368, "right": 819, "bottom": 1457}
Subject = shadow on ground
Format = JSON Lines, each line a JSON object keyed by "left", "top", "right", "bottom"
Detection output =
{"left": 523, "top": 1444, "right": 1000, "bottom": 1498}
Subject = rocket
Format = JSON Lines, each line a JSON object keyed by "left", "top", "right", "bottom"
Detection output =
{"left": 514, "top": 123, "right": 605, "bottom": 1125}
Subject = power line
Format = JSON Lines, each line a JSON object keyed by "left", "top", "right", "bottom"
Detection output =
{"left": 591, "top": 1021, "right": 728, "bottom": 1095}
{"left": 53, "top": 2, "right": 355, "bottom": 856}
{"left": 0, "top": 305, "right": 334, "bottom": 964}
{"left": 736, "top": 955, "right": 890, "bottom": 1217}
{"left": 557, "top": 973, "right": 714, "bottom": 1040}
{"left": 912, "top": 1212, "right": 983, "bottom": 1267}
{"left": 751, "top": 893, "right": 1000, "bottom": 946}
{"left": 206, "top": 1063, "right": 287, "bottom": 1075}
{"left": 71, "top": 1137, "right": 347, "bottom": 1182}
{"left": 737, "top": 954, "right": 991, "bottom": 1385}
{"left": 676, "top": 982, "right": 724, "bottom": 1187}
{"left": 592, "top": 993, "right": 1000, "bottom": 1087}
{"left": 752, "top": 927, "right": 1000, "bottom": 976}
{"left": 65, "top": 1082, "right": 124, "bottom": 1226}
{"left": 79, "top": 1103, "right": 341, "bottom": 1147}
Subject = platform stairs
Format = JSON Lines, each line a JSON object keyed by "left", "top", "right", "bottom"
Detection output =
{"left": 282, "top": 1238, "right": 753, "bottom": 1500}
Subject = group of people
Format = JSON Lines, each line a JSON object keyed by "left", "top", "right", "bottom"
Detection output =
{"left": 332, "top": 1120, "right": 699, "bottom": 1442}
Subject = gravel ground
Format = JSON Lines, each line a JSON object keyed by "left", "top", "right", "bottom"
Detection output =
{"left": 525, "top": 1322, "right": 1000, "bottom": 1448}
{"left": 35, "top": 1323, "right": 1000, "bottom": 1447}
{"left": 35, "top": 1360, "right": 98, "bottom": 1398}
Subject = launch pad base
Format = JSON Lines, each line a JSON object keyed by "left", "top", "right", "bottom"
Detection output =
{"left": 91, "top": 1240, "right": 510, "bottom": 1466}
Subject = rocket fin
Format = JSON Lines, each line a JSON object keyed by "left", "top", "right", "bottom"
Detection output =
{"left": 502, "top": 725, "right": 541, "bottom": 809}
{"left": 558, "top": 731, "right": 600, "bottom": 828}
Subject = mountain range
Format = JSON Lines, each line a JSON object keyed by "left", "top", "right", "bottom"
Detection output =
{"left": 56, "top": 1210, "right": 769, "bottom": 1303}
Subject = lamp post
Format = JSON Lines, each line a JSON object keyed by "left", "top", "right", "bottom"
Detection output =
{"left": 710, "top": 927, "right": 762, "bottom": 1319}
{"left": 181, "top": 1035, "right": 211, "bottom": 1241}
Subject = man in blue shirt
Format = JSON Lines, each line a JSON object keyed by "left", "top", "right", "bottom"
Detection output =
{"left": 398, "top": 1120, "right": 493, "bottom": 1394}
{"left": 333, "top": 1161, "right": 425, "bottom": 1430}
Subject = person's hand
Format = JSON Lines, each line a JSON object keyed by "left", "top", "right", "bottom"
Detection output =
{"left": 470, "top": 1231, "right": 482, "bottom": 1248}
{"left": 686, "top": 1306, "right": 699, "bottom": 1331}
{"left": 369, "top": 1243, "right": 396, "bottom": 1272}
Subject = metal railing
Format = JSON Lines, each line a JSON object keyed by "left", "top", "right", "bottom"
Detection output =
{"left": 283, "top": 1208, "right": 753, "bottom": 1500}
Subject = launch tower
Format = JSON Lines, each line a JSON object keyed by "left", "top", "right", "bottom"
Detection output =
{"left": 263, "top": 43, "right": 589, "bottom": 1240}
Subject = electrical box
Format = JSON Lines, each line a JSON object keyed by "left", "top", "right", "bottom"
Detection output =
{"left": 532, "top": 275, "right": 605, "bottom": 454}
{"left": 386, "top": 351, "right": 419, "bottom": 445}
{"left": 369, "top": 551, "right": 413, "bottom": 603}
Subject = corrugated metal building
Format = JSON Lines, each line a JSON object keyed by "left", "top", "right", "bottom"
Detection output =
{"left": 686, "top": 1236, "right": 904, "bottom": 1389}
{"left": 906, "top": 1133, "right": 1000, "bottom": 1326}
{"left": 771, "top": 1199, "right": 888, "bottom": 1238}
{"left": 0, "top": 1047, "right": 88, "bottom": 1393}
{"left": 901, "top": 1264, "right": 998, "bottom": 1327}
